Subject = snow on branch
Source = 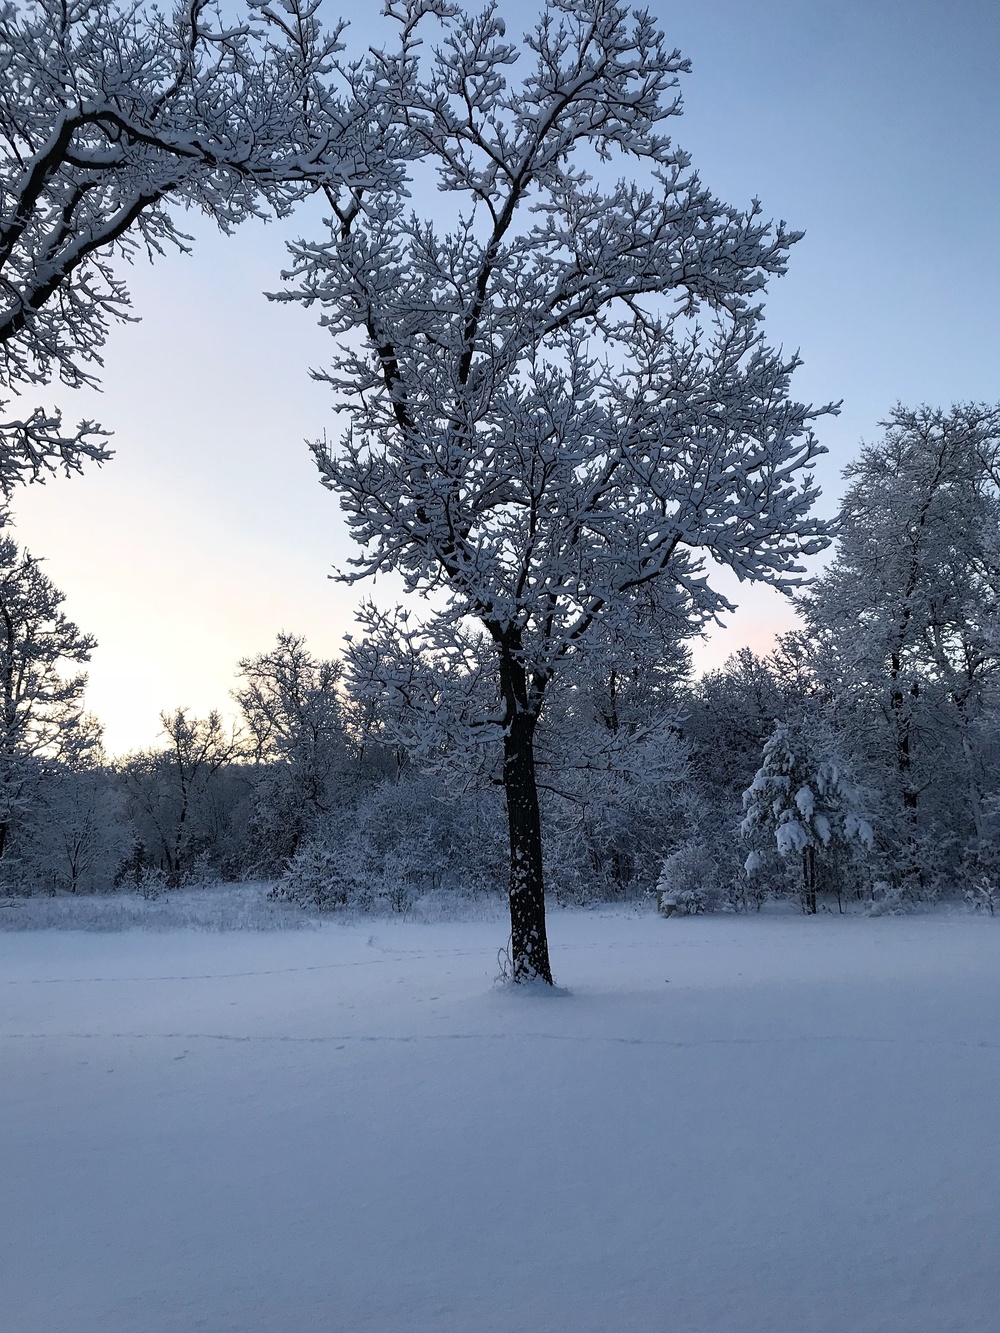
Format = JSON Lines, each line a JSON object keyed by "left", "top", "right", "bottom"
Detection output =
{"left": 0, "top": 402, "right": 111, "bottom": 494}
{"left": 0, "top": 0, "right": 402, "bottom": 484}
{"left": 286, "top": 0, "right": 835, "bottom": 723}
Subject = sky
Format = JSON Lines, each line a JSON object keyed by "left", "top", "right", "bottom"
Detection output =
{"left": 10, "top": 0, "right": 1000, "bottom": 756}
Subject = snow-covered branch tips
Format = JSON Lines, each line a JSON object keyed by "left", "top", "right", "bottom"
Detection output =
{"left": 0, "top": 0, "right": 401, "bottom": 492}
{"left": 284, "top": 0, "right": 837, "bottom": 982}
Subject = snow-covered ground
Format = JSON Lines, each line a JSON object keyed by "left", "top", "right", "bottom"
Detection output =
{"left": 3, "top": 906, "right": 999, "bottom": 1332}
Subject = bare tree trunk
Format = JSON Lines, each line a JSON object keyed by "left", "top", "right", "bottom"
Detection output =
{"left": 802, "top": 844, "right": 817, "bottom": 914}
{"left": 498, "top": 642, "right": 553, "bottom": 985}
{"left": 168, "top": 797, "right": 188, "bottom": 889}
{"left": 889, "top": 658, "right": 919, "bottom": 816}
{"left": 503, "top": 710, "right": 553, "bottom": 983}
{"left": 960, "top": 728, "right": 986, "bottom": 847}
{"left": 889, "top": 660, "right": 922, "bottom": 887}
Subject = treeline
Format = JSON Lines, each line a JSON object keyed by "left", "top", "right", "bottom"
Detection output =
{"left": 0, "top": 617, "right": 512, "bottom": 905}
{"left": 2, "top": 403, "right": 999, "bottom": 914}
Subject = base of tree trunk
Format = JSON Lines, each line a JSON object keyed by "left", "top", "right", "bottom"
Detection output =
{"left": 500, "top": 681, "right": 554, "bottom": 985}
{"left": 509, "top": 886, "right": 553, "bottom": 984}
{"left": 802, "top": 846, "right": 818, "bottom": 914}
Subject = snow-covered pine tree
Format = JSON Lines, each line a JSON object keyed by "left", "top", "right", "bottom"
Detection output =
{"left": 284, "top": 0, "right": 833, "bottom": 980}
{"left": 741, "top": 721, "right": 873, "bottom": 912}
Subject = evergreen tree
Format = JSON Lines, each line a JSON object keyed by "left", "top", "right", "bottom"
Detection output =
{"left": 741, "top": 721, "right": 872, "bottom": 912}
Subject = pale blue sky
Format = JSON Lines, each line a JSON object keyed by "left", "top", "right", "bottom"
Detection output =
{"left": 12, "top": 0, "right": 1000, "bottom": 754}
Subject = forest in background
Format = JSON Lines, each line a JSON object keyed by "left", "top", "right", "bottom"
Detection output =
{"left": 2, "top": 401, "right": 998, "bottom": 919}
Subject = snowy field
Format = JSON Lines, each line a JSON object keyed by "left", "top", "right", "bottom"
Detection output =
{"left": 3, "top": 904, "right": 1000, "bottom": 1333}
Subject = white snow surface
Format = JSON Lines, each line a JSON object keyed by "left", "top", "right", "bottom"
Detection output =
{"left": 3, "top": 908, "right": 999, "bottom": 1332}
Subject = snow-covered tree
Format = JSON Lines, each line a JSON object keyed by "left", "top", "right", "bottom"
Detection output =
{"left": 686, "top": 649, "right": 788, "bottom": 805}
{"left": 121, "top": 707, "right": 240, "bottom": 886}
{"left": 234, "top": 632, "right": 352, "bottom": 865}
{"left": 285, "top": 0, "right": 832, "bottom": 980}
{"left": 741, "top": 721, "right": 872, "bottom": 913}
{"left": 22, "top": 761, "right": 131, "bottom": 894}
{"left": 799, "top": 403, "right": 1000, "bottom": 878}
{"left": 0, "top": 0, "right": 398, "bottom": 490}
{"left": 0, "top": 525, "right": 96, "bottom": 870}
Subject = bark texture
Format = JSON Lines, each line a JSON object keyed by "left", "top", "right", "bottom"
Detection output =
{"left": 498, "top": 641, "right": 553, "bottom": 984}
{"left": 503, "top": 713, "right": 552, "bottom": 983}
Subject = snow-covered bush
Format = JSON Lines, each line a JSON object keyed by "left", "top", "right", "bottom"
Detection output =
{"left": 656, "top": 843, "right": 724, "bottom": 915}
{"left": 276, "top": 839, "right": 353, "bottom": 910}
{"left": 0, "top": 881, "right": 314, "bottom": 931}
{"left": 275, "top": 775, "right": 507, "bottom": 914}
{"left": 865, "top": 880, "right": 908, "bottom": 917}
{"left": 137, "top": 866, "right": 168, "bottom": 901}
{"left": 964, "top": 875, "right": 998, "bottom": 916}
